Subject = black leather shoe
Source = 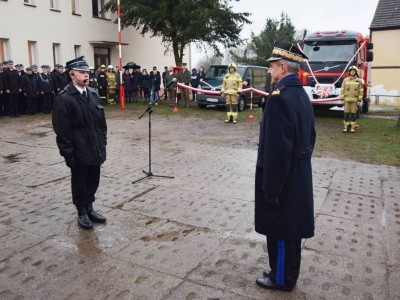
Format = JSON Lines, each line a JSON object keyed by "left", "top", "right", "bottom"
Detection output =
{"left": 256, "top": 277, "right": 294, "bottom": 292}
{"left": 77, "top": 214, "right": 93, "bottom": 230}
{"left": 263, "top": 269, "right": 272, "bottom": 278}
{"left": 87, "top": 210, "right": 107, "bottom": 223}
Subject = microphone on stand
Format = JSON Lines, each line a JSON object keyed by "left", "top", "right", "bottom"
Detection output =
{"left": 165, "top": 77, "right": 177, "bottom": 89}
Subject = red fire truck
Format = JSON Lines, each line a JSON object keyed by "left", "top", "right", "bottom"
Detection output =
{"left": 299, "top": 30, "right": 373, "bottom": 113}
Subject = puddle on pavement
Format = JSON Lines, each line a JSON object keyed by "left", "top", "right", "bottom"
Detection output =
{"left": 29, "top": 131, "right": 48, "bottom": 138}
{"left": 3, "top": 153, "right": 21, "bottom": 163}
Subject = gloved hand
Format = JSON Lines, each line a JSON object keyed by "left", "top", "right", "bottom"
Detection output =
{"left": 265, "top": 194, "right": 280, "bottom": 207}
{"left": 65, "top": 156, "right": 77, "bottom": 169}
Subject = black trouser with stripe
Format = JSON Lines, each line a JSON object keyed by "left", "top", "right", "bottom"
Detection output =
{"left": 71, "top": 165, "right": 101, "bottom": 215}
{"left": 267, "top": 237, "right": 302, "bottom": 288}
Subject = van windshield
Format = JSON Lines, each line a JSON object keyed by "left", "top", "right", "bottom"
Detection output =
{"left": 205, "top": 66, "right": 246, "bottom": 80}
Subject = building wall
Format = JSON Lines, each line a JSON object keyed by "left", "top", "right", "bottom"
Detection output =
{"left": 0, "top": 0, "right": 188, "bottom": 70}
{"left": 370, "top": 29, "right": 400, "bottom": 105}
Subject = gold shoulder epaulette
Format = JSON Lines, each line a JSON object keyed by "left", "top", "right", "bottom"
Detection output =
{"left": 272, "top": 89, "right": 280, "bottom": 95}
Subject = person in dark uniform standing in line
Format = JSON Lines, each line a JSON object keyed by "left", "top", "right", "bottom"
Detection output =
{"left": 21, "top": 67, "right": 39, "bottom": 115}
{"left": 3, "top": 60, "right": 22, "bottom": 117}
{"left": 53, "top": 64, "right": 69, "bottom": 94}
{"left": 52, "top": 56, "right": 107, "bottom": 230}
{"left": 30, "top": 64, "right": 42, "bottom": 112}
{"left": 0, "top": 62, "right": 5, "bottom": 116}
{"left": 38, "top": 65, "right": 55, "bottom": 113}
{"left": 254, "top": 41, "right": 316, "bottom": 292}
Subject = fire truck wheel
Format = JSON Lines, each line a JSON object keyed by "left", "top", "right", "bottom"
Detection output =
{"left": 362, "top": 99, "right": 369, "bottom": 113}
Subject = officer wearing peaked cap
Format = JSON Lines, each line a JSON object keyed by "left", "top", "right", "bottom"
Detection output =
{"left": 52, "top": 56, "right": 108, "bottom": 230}
{"left": 53, "top": 63, "right": 68, "bottom": 93}
{"left": 254, "top": 41, "right": 316, "bottom": 292}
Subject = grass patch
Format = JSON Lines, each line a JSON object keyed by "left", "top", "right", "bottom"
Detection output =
{"left": 314, "top": 114, "right": 400, "bottom": 166}
{"left": 106, "top": 101, "right": 400, "bottom": 166}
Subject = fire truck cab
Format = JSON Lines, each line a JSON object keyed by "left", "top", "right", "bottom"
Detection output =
{"left": 299, "top": 30, "right": 373, "bottom": 113}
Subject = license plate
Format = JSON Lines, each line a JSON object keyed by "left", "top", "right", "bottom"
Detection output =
{"left": 207, "top": 98, "right": 219, "bottom": 103}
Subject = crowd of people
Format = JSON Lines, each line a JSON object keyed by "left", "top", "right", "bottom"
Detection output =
{"left": 0, "top": 58, "right": 207, "bottom": 118}
{"left": 0, "top": 60, "right": 70, "bottom": 117}
{"left": 118, "top": 64, "right": 206, "bottom": 107}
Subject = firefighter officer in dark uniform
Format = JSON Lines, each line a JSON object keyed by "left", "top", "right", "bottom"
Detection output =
{"left": 38, "top": 65, "right": 55, "bottom": 113}
{"left": 3, "top": 60, "right": 22, "bottom": 117}
{"left": 53, "top": 64, "right": 69, "bottom": 94}
{"left": 254, "top": 41, "right": 316, "bottom": 292}
{"left": 0, "top": 62, "right": 5, "bottom": 116}
{"left": 52, "top": 56, "right": 107, "bottom": 230}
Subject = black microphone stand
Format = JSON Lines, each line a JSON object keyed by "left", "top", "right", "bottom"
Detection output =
{"left": 132, "top": 89, "right": 174, "bottom": 184}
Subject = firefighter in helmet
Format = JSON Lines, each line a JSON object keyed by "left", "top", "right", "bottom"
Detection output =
{"left": 340, "top": 65, "right": 364, "bottom": 132}
{"left": 106, "top": 65, "right": 116, "bottom": 105}
{"left": 97, "top": 65, "right": 108, "bottom": 105}
{"left": 221, "top": 62, "right": 242, "bottom": 123}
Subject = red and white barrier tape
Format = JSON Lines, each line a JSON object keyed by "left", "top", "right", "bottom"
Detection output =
{"left": 176, "top": 82, "right": 342, "bottom": 104}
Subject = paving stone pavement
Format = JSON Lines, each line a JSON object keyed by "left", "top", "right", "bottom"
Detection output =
{"left": 0, "top": 108, "right": 399, "bottom": 300}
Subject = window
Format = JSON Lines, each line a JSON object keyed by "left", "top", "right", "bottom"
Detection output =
{"left": 28, "top": 41, "right": 38, "bottom": 66}
{"left": 52, "top": 43, "right": 61, "bottom": 66}
{"left": 50, "top": 0, "right": 60, "bottom": 10}
{"left": 0, "top": 39, "right": 10, "bottom": 62}
{"left": 0, "top": 39, "right": 8, "bottom": 62}
{"left": 71, "top": 0, "right": 80, "bottom": 14}
{"left": 24, "top": 0, "right": 35, "bottom": 5}
{"left": 92, "top": 0, "right": 110, "bottom": 19}
{"left": 74, "top": 45, "right": 81, "bottom": 58}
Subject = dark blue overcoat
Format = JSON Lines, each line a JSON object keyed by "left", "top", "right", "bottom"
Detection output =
{"left": 255, "top": 74, "right": 316, "bottom": 239}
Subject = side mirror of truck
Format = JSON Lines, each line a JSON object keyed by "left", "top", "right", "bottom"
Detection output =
{"left": 367, "top": 51, "right": 374, "bottom": 62}
{"left": 367, "top": 43, "right": 374, "bottom": 50}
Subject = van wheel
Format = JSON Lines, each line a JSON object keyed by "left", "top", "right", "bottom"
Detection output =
{"left": 238, "top": 96, "right": 246, "bottom": 112}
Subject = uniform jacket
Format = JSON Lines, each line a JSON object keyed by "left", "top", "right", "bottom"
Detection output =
{"left": 4, "top": 68, "right": 22, "bottom": 94}
{"left": 38, "top": 72, "right": 55, "bottom": 93}
{"left": 221, "top": 71, "right": 242, "bottom": 95}
{"left": 97, "top": 72, "right": 108, "bottom": 90}
{"left": 21, "top": 74, "right": 39, "bottom": 98}
{"left": 340, "top": 76, "right": 364, "bottom": 102}
{"left": 52, "top": 83, "right": 107, "bottom": 166}
{"left": 53, "top": 71, "right": 69, "bottom": 92}
{"left": 89, "top": 72, "right": 98, "bottom": 89}
{"left": 0, "top": 71, "right": 4, "bottom": 91}
{"left": 255, "top": 74, "right": 316, "bottom": 239}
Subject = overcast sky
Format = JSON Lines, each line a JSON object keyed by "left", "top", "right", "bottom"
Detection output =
{"left": 191, "top": 0, "right": 380, "bottom": 65}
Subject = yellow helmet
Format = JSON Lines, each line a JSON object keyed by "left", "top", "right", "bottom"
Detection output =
{"left": 228, "top": 62, "right": 237, "bottom": 71}
{"left": 348, "top": 65, "right": 359, "bottom": 76}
